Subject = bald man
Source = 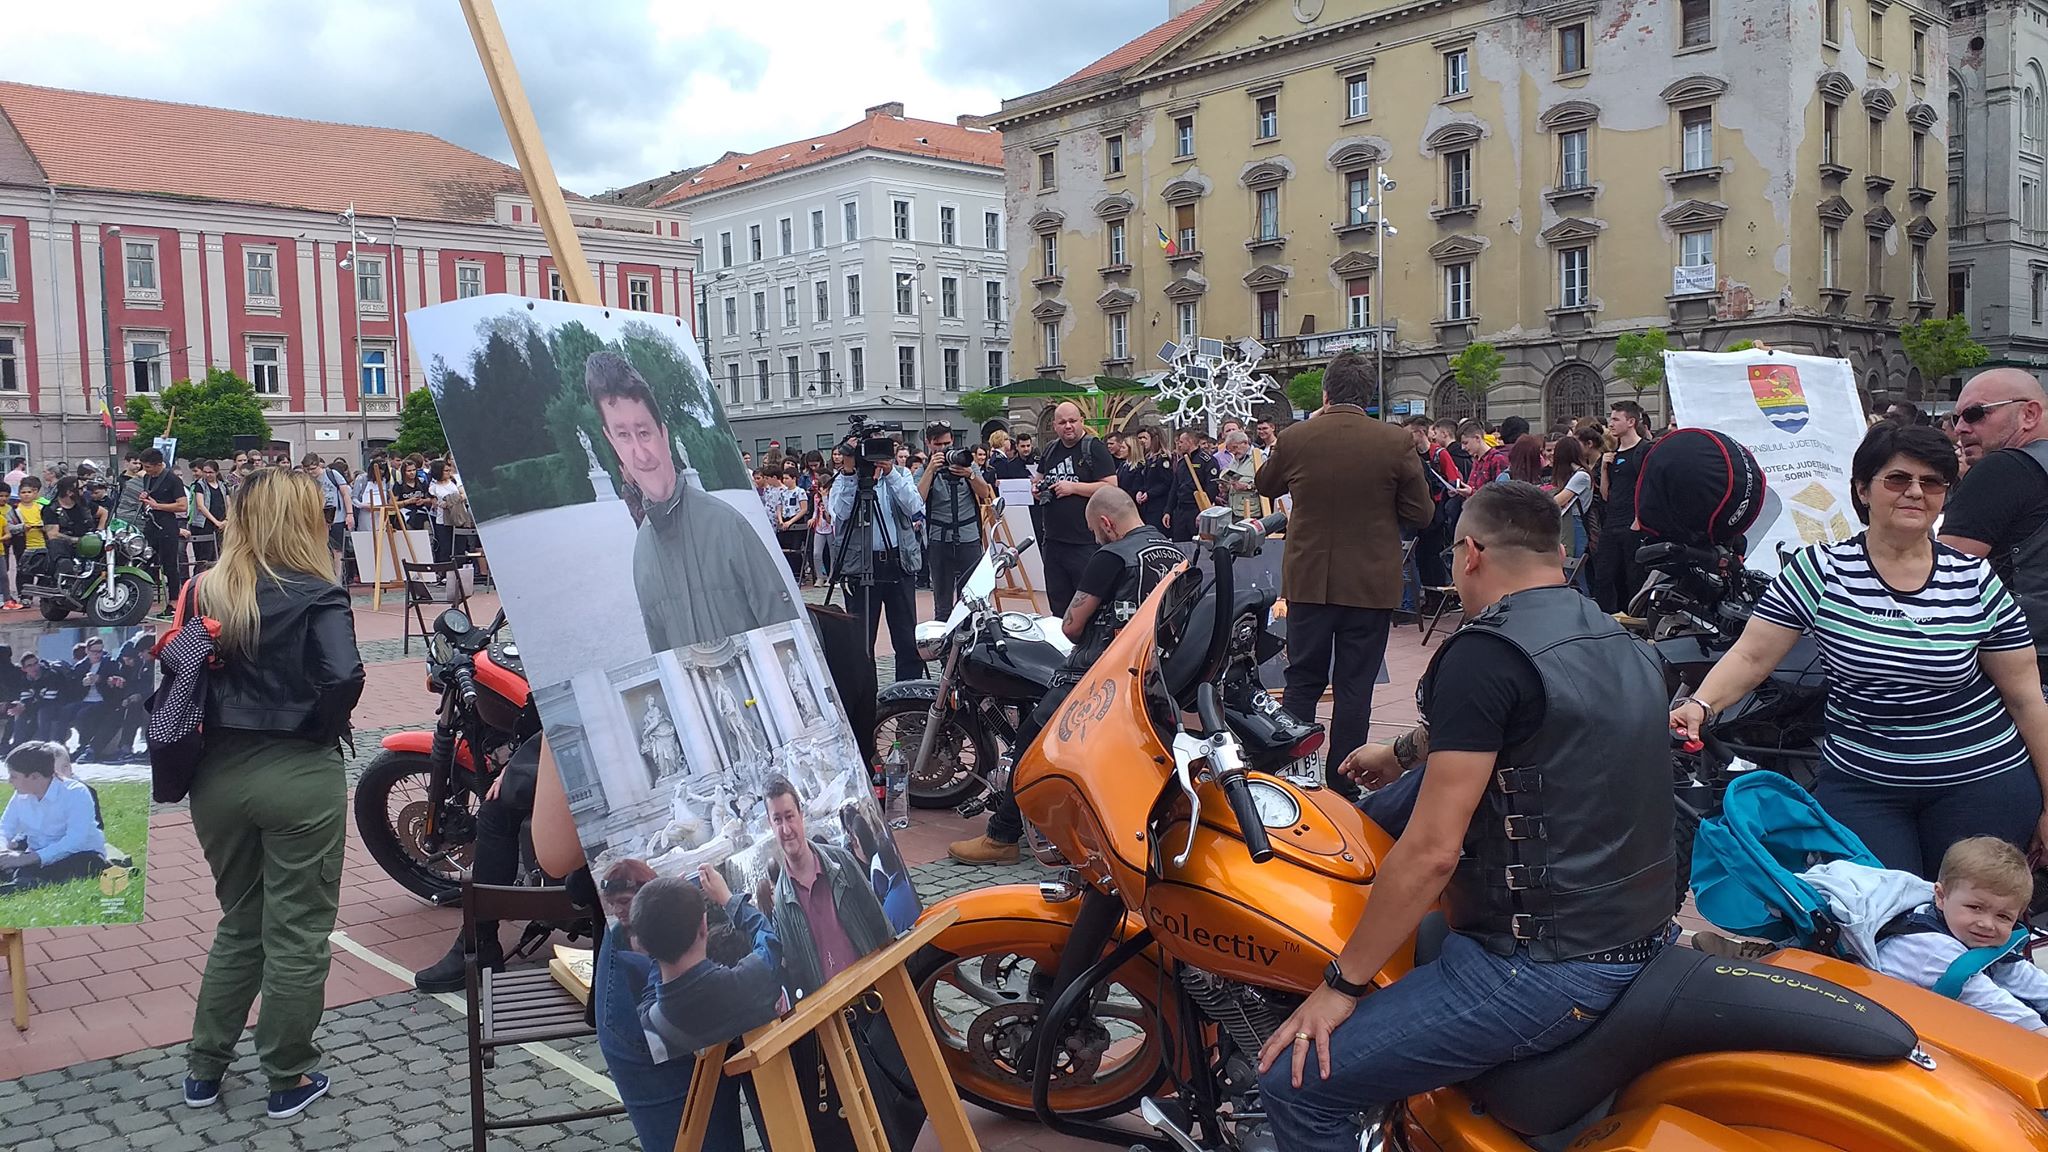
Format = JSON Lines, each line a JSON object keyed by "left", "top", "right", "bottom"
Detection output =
{"left": 1940, "top": 368, "right": 2048, "bottom": 687}
{"left": 951, "top": 485, "right": 1181, "bottom": 864}
{"left": 1034, "top": 401, "right": 1120, "bottom": 613}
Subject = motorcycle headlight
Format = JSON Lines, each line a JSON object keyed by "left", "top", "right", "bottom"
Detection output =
{"left": 914, "top": 620, "right": 951, "bottom": 661}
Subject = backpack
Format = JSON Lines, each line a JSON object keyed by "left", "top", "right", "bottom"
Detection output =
{"left": 147, "top": 578, "right": 223, "bottom": 803}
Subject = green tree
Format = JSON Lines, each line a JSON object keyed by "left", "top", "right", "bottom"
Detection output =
{"left": 1285, "top": 369, "right": 1324, "bottom": 413}
{"left": 390, "top": 388, "right": 447, "bottom": 456}
{"left": 1613, "top": 329, "right": 1674, "bottom": 397}
{"left": 125, "top": 368, "right": 270, "bottom": 461}
{"left": 1450, "top": 342, "right": 1503, "bottom": 398}
{"left": 1724, "top": 339, "right": 1758, "bottom": 352}
{"left": 1900, "top": 315, "right": 1990, "bottom": 382}
{"left": 957, "top": 390, "right": 1008, "bottom": 425}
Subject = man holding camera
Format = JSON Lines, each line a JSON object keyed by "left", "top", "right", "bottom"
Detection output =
{"left": 828, "top": 429, "right": 927, "bottom": 682}
{"left": 918, "top": 422, "right": 993, "bottom": 620}
{"left": 1036, "top": 402, "right": 1119, "bottom": 614}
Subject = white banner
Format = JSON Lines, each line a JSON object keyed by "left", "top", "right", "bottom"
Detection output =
{"left": 1665, "top": 348, "right": 1866, "bottom": 574}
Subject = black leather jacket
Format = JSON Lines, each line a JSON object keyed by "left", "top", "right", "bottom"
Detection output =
{"left": 205, "top": 573, "right": 364, "bottom": 746}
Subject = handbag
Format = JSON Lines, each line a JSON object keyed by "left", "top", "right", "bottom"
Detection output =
{"left": 146, "top": 577, "right": 223, "bottom": 803}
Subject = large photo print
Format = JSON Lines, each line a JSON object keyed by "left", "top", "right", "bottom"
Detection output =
{"left": 407, "top": 296, "right": 918, "bottom": 1056}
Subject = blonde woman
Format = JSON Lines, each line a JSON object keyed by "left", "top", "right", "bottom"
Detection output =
{"left": 181, "top": 468, "right": 364, "bottom": 1120}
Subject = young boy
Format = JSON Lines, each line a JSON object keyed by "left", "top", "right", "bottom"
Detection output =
{"left": 1876, "top": 836, "right": 2048, "bottom": 1032}
{"left": 12, "top": 475, "right": 46, "bottom": 592}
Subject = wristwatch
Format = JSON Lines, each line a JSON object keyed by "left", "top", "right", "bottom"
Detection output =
{"left": 1322, "top": 960, "right": 1371, "bottom": 998}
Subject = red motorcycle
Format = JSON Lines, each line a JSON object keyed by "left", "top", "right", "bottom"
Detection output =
{"left": 354, "top": 608, "right": 540, "bottom": 904}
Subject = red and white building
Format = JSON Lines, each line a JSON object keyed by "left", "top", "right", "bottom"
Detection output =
{"left": 0, "top": 81, "right": 699, "bottom": 464}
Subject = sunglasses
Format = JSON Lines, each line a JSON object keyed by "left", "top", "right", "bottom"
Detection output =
{"left": 1954, "top": 398, "right": 2026, "bottom": 425}
{"left": 1877, "top": 470, "right": 1949, "bottom": 495}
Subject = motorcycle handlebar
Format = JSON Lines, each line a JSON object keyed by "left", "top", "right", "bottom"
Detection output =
{"left": 450, "top": 662, "right": 479, "bottom": 710}
{"left": 1224, "top": 775, "right": 1274, "bottom": 864}
{"left": 1196, "top": 682, "right": 1273, "bottom": 863}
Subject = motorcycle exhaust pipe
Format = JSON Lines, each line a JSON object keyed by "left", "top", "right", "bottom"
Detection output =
{"left": 1139, "top": 1097, "right": 1205, "bottom": 1152}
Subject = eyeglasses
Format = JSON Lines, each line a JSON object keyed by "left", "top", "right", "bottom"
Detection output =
{"left": 1877, "top": 471, "right": 1949, "bottom": 495}
{"left": 1451, "top": 536, "right": 1486, "bottom": 556}
{"left": 1954, "top": 398, "right": 2026, "bottom": 425}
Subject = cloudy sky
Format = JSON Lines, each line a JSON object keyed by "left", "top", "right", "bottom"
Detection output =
{"left": 7, "top": 0, "right": 1175, "bottom": 195}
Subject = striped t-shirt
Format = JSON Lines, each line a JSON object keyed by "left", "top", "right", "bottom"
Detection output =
{"left": 1753, "top": 534, "right": 2035, "bottom": 787}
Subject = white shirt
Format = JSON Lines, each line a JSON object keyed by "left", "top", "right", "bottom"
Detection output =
{"left": 1876, "top": 907, "right": 2048, "bottom": 1030}
{"left": 428, "top": 480, "right": 462, "bottom": 525}
{"left": 0, "top": 775, "right": 106, "bottom": 866}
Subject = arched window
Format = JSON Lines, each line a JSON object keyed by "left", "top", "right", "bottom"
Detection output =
{"left": 1543, "top": 363, "right": 1606, "bottom": 429}
{"left": 2026, "top": 64, "right": 2046, "bottom": 150}
{"left": 1430, "top": 374, "right": 1487, "bottom": 426}
{"left": 1950, "top": 81, "right": 1966, "bottom": 150}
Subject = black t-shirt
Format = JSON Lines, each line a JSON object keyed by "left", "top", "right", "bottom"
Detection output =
{"left": 1039, "top": 436, "right": 1117, "bottom": 544}
{"left": 1603, "top": 437, "right": 1650, "bottom": 529}
{"left": 1075, "top": 546, "right": 1125, "bottom": 605}
{"left": 1422, "top": 631, "right": 1545, "bottom": 755}
{"left": 1942, "top": 446, "right": 2048, "bottom": 589}
{"left": 141, "top": 470, "right": 185, "bottom": 531}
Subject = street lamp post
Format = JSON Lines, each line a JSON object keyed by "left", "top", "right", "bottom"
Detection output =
{"left": 96, "top": 224, "right": 120, "bottom": 470}
{"left": 337, "top": 204, "right": 381, "bottom": 462}
{"left": 1365, "top": 168, "right": 1399, "bottom": 420}
{"left": 697, "top": 269, "right": 731, "bottom": 360}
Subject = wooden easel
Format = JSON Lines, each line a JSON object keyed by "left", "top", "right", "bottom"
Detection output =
{"left": 674, "top": 908, "right": 980, "bottom": 1152}
{"left": 367, "top": 493, "right": 423, "bottom": 611}
{"left": 984, "top": 503, "right": 1041, "bottom": 614}
{"left": 1, "top": 929, "right": 27, "bottom": 1030}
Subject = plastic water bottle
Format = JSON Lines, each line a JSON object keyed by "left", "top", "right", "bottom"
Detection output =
{"left": 883, "top": 742, "right": 910, "bottom": 830}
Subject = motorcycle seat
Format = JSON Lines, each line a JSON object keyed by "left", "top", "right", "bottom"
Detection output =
{"left": 1410, "top": 916, "right": 1919, "bottom": 1136}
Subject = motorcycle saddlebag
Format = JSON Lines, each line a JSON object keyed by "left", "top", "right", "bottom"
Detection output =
{"left": 1634, "top": 427, "right": 1766, "bottom": 549}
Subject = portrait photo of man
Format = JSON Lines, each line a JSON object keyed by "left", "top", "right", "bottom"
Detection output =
{"left": 762, "top": 774, "right": 892, "bottom": 996}
{"left": 0, "top": 741, "right": 109, "bottom": 891}
{"left": 585, "top": 352, "right": 798, "bottom": 651}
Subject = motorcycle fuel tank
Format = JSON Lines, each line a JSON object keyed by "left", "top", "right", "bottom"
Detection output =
{"left": 958, "top": 632, "right": 1066, "bottom": 701}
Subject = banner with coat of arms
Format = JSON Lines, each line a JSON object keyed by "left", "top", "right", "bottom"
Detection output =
{"left": 1665, "top": 349, "right": 1867, "bottom": 574}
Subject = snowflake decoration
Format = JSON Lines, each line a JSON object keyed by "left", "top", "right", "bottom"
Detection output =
{"left": 1155, "top": 337, "right": 1278, "bottom": 434}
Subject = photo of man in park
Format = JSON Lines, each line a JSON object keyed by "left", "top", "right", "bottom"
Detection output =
{"left": 0, "top": 741, "right": 108, "bottom": 891}
{"left": 762, "top": 774, "right": 891, "bottom": 997}
{"left": 584, "top": 351, "right": 798, "bottom": 651}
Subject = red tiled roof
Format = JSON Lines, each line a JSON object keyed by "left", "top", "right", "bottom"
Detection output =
{"left": 652, "top": 111, "right": 1002, "bottom": 206}
{"left": 0, "top": 81, "right": 534, "bottom": 223}
{"left": 1060, "top": 0, "right": 1233, "bottom": 86}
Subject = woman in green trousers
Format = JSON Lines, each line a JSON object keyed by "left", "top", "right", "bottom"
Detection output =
{"left": 180, "top": 467, "right": 364, "bottom": 1120}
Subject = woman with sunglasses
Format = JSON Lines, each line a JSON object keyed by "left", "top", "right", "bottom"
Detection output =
{"left": 1672, "top": 423, "right": 2048, "bottom": 878}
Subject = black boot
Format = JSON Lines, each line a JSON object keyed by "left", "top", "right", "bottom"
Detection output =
{"left": 413, "top": 933, "right": 502, "bottom": 994}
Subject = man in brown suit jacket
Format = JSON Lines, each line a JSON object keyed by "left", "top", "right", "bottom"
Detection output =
{"left": 1256, "top": 352, "right": 1433, "bottom": 797}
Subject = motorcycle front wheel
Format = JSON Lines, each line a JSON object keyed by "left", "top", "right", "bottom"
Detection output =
{"left": 876, "top": 682, "right": 994, "bottom": 809}
{"left": 354, "top": 750, "right": 476, "bottom": 905}
{"left": 86, "top": 573, "right": 153, "bottom": 627}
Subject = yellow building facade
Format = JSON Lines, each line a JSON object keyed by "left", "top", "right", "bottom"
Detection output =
{"left": 989, "top": 0, "right": 1951, "bottom": 425}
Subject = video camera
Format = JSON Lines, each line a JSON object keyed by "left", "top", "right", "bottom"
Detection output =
{"left": 844, "top": 414, "right": 903, "bottom": 476}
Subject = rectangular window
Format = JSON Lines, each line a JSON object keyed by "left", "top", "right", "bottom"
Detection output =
{"left": 548, "top": 269, "right": 565, "bottom": 301}
{"left": 985, "top": 280, "right": 1003, "bottom": 321}
{"left": 1444, "top": 49, "right": 1469, "bottom": 97}
{"left": 748, "top": 224, "right": 762, "bottom": 262}
{"left": 811, "top": 209, "right": 826, "bottom": 249}
{"left": 1868, "top": 6, "right": 1883, "bottom": 59}
{"left": 1824, "top": 0, "right": 1839, "bottom": 41}
{"left": 778, "top": 217, "right": 793, "bottom": 256}
{"left": 893, "top": 199, "right": 912, "bottom": 240}
{"left": 1105, "top": 134, "right": 1125, "bottom": 176}
{"left": 126, "top": 336, "right": 165, "bottom": 393}
{"left": 1175, "top": 115, "right": 1196, "bottom": 158}
{"left": 1559, "top": 23, "right": 1587, "bottom": 73}
{"left": 1038, "top": 150, "right": 1057, "bottom": 189}
{"left": 358, "top": 256, "right": 387, "bottom": 308}
{"left": 456, "top": 262, "right": 484, "bottom": 299}
{"left": 1042, "top": 322, "right": 1061, "bottom": 367}
{"left": 985, "top": 210, "right": 1001, "bottom": 250}
{"left": 719, "top": 231, "right": 733, "bottom": 267}
{"left": 1348, "top": 173, "right": 1372, "bottom": 225}
{"left": 1257, "top": 290, "right": 1280, "bottom": 341}
{"left": 1108, "top": 219, "right": 1127, "bottom": 266}
{"left": 1446, "top": 150, "right": 1474, "bottom": 208}
{"left": 1680, "top": 228, "right": 1715, "bottom": 267}
{"left": 1822, "top": 102, "right": 1839, "bottom": 164}
{"left": 124, "top": 240, "right": 159, "bottom": 299}
{"left": 1868, "top": 117, "right": 1886, "bottom": 179}
{"left": 358, "top": 344, "right": 387, "bottom": 397}
{"left": 1445, "top": 262, "right": 1473, "bottom": 320}
{"left": 846, "top": 273, "right": 863, "bottom": 316}
{"left": 1560, "top": 129, "right": 1589, "bottom": 188}
{"left": 727, "top": 363, "right": 741, "bottom": 404}
{"left": 244, "top": 247, "right": 277, "bottom": 303}
{"left": 782, "top": 285, "right": 798, "bottom": 327}
{"left": 1175, "top": 203, "right": 1197, "bottom": 253}
{"left": 815, "top": 280, "right": 830, "bottom": 323}
{"left": 2024, "top": 180, "right": 2037, "bottom": 234}
{"left": 1912, "top": 242, "right": 1929, "bottom": 300}
{"left": 1681, "top": 107, "right": 1714, "bottom": 171}
{"left": 1110, "top": 311, "right": 1129, "bottom": 360}
{"left": 786, "top": 354, "right": 801, "bottom": 399}
{"left": 1041, "top": 233, "right": 1059, "bottom": 278}
{"left": 941, "top": 205, "right": 957, "bottom": 246}
{"left": 1256, "top": 188, "right": 1281, "bottom": 240}
{"left": 898, "top": 345, "right": 918, "bottom": 390}
{"left": 1822, "top": 225, "right": 1839, "bottom": 288}
{"left": 941, "top": 276, "right": 959, "bottom": 319}
{"left": 723, "top": 296, "right": 738, "bottom": 335}
{"left": 1867, "top": 234, "right": 1884, "bottom": 293}
{"left": 850, "top": 346, "right": 866, "bottom": 392}
{"left": 249, "top": 342, "right": 283, "bottom": 395}
{"left": 0, "top": 335, "right": 16, "bottom": 392}
{"left": 0, "top": 231, "right": 12, "bottom": 287}
{"left": 751, "top": 290, "right": 767, "bottom": 331}
{"left": 1176, "top": 301, "right": 1198, "bottom": 342}
{"left": 2033, "top": 272, "right": 2044, "bottom": 323}
{"left": 1560, "top": 246, "right": 1590, "bottom": 308}
{"left": 1347, "top": 277, "right": 1372, "bottom": 329}
{"left": 988, "top": 349, "right": 1005, "bottom": 387}
{"left": 1912, "top": 130, "right": 1926, "bottom": 186}
{"left": 1346, "top": 73, "right": 1370, "bottom": 119}
{"left": 1951, "top": 269, "right": 1970, "bottom": 317}
{"left": 816, "top": 350, "right": 833, "bottom": 391}
{"left": 944, "top": 347, "right": 962, "bottom": 392}
{"left": 843, "top": 201, "right": 859, "bottom": 242}
{"left": 1951, "top": 178, "right": 1964, "bottom": 225}
{"left": 628, "top": 276, "right": 652, "bottom": 312}
{"left": 1680, "top": 0, "right": 1711, "bottom": 47}
{"left": 1912, "top": 27, "right": 1925, "bottom": 75}
{"left": 896, "top": 273, "right": 915, "bottom": 316}
{"left": 755, "top": 358, "right": 771, "bottom": 401}
{"left": 1256, "top": 94, "right": 1278, "bottom": 140}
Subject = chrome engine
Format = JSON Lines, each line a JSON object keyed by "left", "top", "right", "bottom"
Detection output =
{"left": 1178, "top": 967, "right": 1296, "bottom": 1152}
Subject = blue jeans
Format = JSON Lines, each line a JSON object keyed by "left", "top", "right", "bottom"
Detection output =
{"left": 593, "top": 926, "right": 755, "bottom": 1151}
{"left": 1257, "top": 931, "right": 1644, "bottom": 1152}
{"left": 1814, "top": 765, "right": 2043, "bottom": 880}
{"left": 1359, "top": 765, "right": 1425, "bottom": 838}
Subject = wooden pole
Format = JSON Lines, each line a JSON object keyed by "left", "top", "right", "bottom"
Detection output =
{"left": 456, "top": 0, "right": 600, "bottom": 305}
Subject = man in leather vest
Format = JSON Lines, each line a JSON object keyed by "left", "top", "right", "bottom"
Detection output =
{"left": 1941, "top": 369, "right": 2048, "bottom": 695}
{"left": 917, "top": 421, "right": 993, "bottom": 621}
{"left": 949, "top": 486, "right": 1181, "bottom": 865}
{"left": 1256, "top": 482, "right": 1676, "bottom": 1152}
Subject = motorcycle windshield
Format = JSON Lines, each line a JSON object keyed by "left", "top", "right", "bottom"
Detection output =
{"left": 945, "top": 550, "right": 1002, "bottom": 631}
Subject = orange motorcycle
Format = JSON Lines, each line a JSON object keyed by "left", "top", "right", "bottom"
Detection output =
{"left": 912, "top": 509, "right": 2048, "bottom": 1152}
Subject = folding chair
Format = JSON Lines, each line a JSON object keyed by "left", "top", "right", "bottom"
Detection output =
{"left": 1418, "top": 545, "right": 1462, "bottom": 645}
{"left": 403, "top": 559, "right": 474, "bottom": 655}
{"left": 464, "top": 882, "right": 623, "bottom": 1150}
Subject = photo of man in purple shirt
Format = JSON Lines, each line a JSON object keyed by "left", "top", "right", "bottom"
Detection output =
{"left": 763, "top": 775, "right": 892, "bottom": 996}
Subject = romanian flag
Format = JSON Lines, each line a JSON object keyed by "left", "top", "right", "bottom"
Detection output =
{"left": 97, "top": 397, "right": 113, "bottom": 430}
{"left": 1157, "top": 224, "right": 1178, "bottom": 257}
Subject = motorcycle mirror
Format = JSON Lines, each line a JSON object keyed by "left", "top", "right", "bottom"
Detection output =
{"left": 988, "top": 496, "right": 1005, "bottom": 517}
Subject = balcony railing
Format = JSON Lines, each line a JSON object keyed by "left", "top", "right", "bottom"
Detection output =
{"left": 1265, "top": 325, "right": 1399, "bottom": 363}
